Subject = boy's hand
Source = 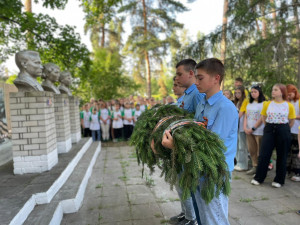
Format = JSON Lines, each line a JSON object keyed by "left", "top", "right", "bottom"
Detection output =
{"left": 150, "top": 139, "right": 157, "bottom": 154}
{"left": 162, "top": 130, "right": 174, "bottom": 150}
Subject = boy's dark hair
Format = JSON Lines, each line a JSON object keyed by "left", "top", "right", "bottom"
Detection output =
{"left": 235, "top": 77, "right": 243, "bottom": 83}
{"left": 249, "top": 85, "right": 265, "bottom": 103}
{"left": 195, "top": 58, "right": 224, "bottom": 84}
{"left": 176, "top": 59, "right": 196, "bottom": 72}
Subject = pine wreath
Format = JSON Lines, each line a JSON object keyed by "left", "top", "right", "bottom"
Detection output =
{"left": 152, "top": 118, "right": 230, "bottom": 203}
{"left": 130, "top": 104, "right": 194, "bottom": 173}
{"left": 130, "top": 105, "right": 231, "bottom": 204}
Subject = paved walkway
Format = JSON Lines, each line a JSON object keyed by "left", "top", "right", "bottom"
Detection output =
{"left": 62, "top": 143, "right": 300, "bottom": 225}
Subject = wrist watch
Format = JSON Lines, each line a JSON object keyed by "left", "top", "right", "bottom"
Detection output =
{"left": 251, "top": 127, "right": 256, "bottom": 131}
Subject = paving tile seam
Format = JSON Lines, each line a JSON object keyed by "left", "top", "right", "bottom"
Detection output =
{"left": 117, "top": 146, "right": 135, "bottom": 225}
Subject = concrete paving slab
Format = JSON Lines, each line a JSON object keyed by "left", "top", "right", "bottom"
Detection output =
{"left": 98, "top": 205, "right": 132, "bottom": 223}
{"left": 61, "top": 143, "right": 300, "bottom": 225}
{"left": 131, "top": 203, "right": 161, "bottom": 220}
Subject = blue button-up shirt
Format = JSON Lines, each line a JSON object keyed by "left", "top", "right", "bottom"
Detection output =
{"left": 195, "top": 91, "right": 238, "bottom": 172}
{"left": 176, "top": 95, "right": 184, "bottom": 107}
{"left": 179, "top": 84, "right": 204, "bottom": 113}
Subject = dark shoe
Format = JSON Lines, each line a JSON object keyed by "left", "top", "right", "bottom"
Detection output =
{"left": 169, "top": 212, "right": 185, "bottom": 224}
{"left": 177, "top": 219, "right": 198, "bottom": 225}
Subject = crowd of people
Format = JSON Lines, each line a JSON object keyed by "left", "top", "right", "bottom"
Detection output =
{"left": 79, "top": 58, "right": 300, "bottom": 225}
{"left": 223, "top": 78, "right": 300, "bottom": 184}
{"left": 80, "top": 96, "right": 168, "bottom": 142}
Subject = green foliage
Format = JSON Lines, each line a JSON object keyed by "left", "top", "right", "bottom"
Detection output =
{"left": 0, "top": 0, "right": 90, "bottom": 73}
{"left": 130, "top": 105, "right": 230, "bottom": 204}
{"left": 176, "top": 0, "right": 300, "bottom": 95}
{"left": 73, "top": 47, "right": 138, "bottom": 101}
{"left": 130, "top": 104, "right": 193, "bottom": 173}
{"left": 121, "top": 0, "right": 188, "bottom": 96}
{"left": 5, "top": 75, "right": 17, "bottom": 84}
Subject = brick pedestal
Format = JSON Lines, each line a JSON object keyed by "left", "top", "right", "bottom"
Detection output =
{"left": 9, "top": 92, "right": 58, "bottom": 174}
{"left": 54, "top": 94, "right": 72, "bottom": 153}
{"left": 69, "top": 96, "right": 81, "bottom": 143}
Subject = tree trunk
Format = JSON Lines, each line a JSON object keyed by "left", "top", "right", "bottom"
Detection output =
{"left": 259, "top": 4, "right": 267, "bottom": 39}
{"left": 101, "top": 23, "right": 105, "bottom": 47}
{"left": 270, "top": 0, "right": 277, "bottom": 33}
{"left": 142, "top": 0, "right": 151, "bottom": 97}
{"left": 250, "top": 1, "right": 260, "bottom": 33}
{"left": 100, "top": 13, "right": 105, "bottom": 47}
{"left": 24, "top": 0, "right": 32, "bottom": 12}
{"left": 220, "top": 0, "right": 228, "bottom": 90}
{"left": 293, "top": 0, "right": 300, "bottom": 88}
{"left": 24, "top": 0, "right": 32, "bottom": 48}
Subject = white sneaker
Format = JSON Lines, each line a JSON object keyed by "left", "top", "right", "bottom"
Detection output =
{"left": 291, "top": 175, "right": 300, "bottom": 182}
{"left": 234, "top": 165, "right": 247, "bottom": 171}
{"left": 251, "top": 179, "right": 260, "bottom": 185}
{"left": 271, "top": 182, "right": 281, "bottom": 188}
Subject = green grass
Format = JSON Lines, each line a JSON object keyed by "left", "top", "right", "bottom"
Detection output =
{"left": 118, "top": 175, "right": 129, "bottom": 182}
{"left": 278, "top": 209, "right": 297, "bottom": 215}
{"left": 261, "top": 196, "right": 269, "bottom": 200}
{"left": 168, "top": 197, "right": 180, "bottom": 202}
{"left": 233, "top": 176, "right": 242, "bottom": 180}
{"left": 154, "top": 213, "right": 162, "bottom": 218}
{"left": 98, "top": 213, "right": 103, "bottom": 221}
{"left": 145, "top": 175, "right": 155, "bottom": 187}
{"left": 157, "top": 197, "right": 168, "bottom": 203}
{"left": 129, "top": 151, "right": 137, "bottom": 158}
{"left": 120, "top": 160, "right": 130, "bottom": 168}
{"left": 240, "top": 198, "right": 253, "bottom": 203}
{"left": 95, "top": 184, "right": 103, "bottom": 189}
{"left": 160, "top": 219, "right": 169, "bottom": 224}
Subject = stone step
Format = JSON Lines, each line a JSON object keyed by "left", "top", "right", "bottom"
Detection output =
{"left": 4, "top": 138, "right": 92, "bottom": 225}
{"left": 23, "top": 141, "right": 101, "bottom": 225}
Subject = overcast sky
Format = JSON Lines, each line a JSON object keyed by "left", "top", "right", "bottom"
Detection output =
{"left": 4, "top": 0, "right": 224, "bottom": 74}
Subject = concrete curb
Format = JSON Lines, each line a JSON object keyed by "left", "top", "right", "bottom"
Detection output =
{"left": 49, "top": 142, "right": 101, "bottom": 225}
{"left": 9, "top": 138, "right": 93, "bottom": 225}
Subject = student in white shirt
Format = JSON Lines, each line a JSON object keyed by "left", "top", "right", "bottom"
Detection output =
{"left": 80, "top": 104, "right": 91, "bottom": 137}
{"left": 243, "top": 85, "right": 265, "bottom": 175}
{"left": 251, "top": 84, "right": 296, "bottom": 188}
{"left": 99, "top": 101, "right": 111, "bottom": 142}
{"left": 89, "top": 107, "right": 101, "bottom": 141}
{"left": 134, "top": 103, "right": 142, "bottom": 125}
{"left": 140, "top": 98, "right": 147, "bottom": 112}
{"left": 112, "top": 102, "right": 123, "bottom": 142}
{"left": 123, "top": 102, "right": 134, "bottom": 140}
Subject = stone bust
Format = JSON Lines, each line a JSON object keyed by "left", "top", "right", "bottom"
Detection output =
{"left": 41, "top": 63, "right": 61, "bottom": 94}
{"left": 58, "top": 71, "right": 72, "bottom": 96}
{"left": 13, "top": 50, "right": 44, "bottom": 92}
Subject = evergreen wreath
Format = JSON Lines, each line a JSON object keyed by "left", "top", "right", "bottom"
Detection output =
{"left": 130, "top": 105, "right": 230, "bottom": 204}
{"left": 130, "top": 104, "right": 193, "bottom": 172}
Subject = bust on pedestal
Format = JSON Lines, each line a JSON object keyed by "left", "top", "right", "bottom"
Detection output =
{"left": 41, "top": 63, "right": 61, "bottom": 94}
{"left": 13, "top": 50, "right": 44, "bottom": 92}
{"left": 58, "top": 71, "right": 72, "bottom": 96}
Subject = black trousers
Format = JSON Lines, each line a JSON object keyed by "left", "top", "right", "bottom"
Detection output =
{"left": 123, "top": 125, "right": 133, "bottom": 139}
{"left": 254, "top": 123, "right": 291, "bottom": 184}
{"left": 83, "top": 128, "right": 90, "bottom": 137}
{"left": 114, "top": 128, "right": 123, "bottom": 139}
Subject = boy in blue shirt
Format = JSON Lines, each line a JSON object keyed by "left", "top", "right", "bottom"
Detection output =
{"left": 162, "top": 58, "right": 238, "bottom": 225}
{"left": 170, "top": 59, "right": 204, "bottom": 225}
